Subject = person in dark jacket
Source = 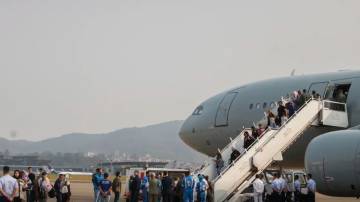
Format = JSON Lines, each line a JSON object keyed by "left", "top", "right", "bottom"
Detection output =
{"left": 229, "top": 147, "right": 241, "bottom": 164}
{"left": 174, "top": 174, "right": 184, "bottom": 202}
{"left": 243, "top": 131, "right": 254, "bottom": 150}
{"left": 130, "top": 171, "right": 141, "bottom": 202}
{"left": 161, "top": 172, "right": 173, "bottom": 202}
{"left": 27, "top": 167, "right": 36, "bottom": 202}
{"left": 54, "top": 174, "right": 64, "bottom": 202}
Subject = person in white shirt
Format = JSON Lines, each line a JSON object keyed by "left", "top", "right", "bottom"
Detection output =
{"left": 0, "top": 166, "right": 19, "bottom": 202}
{"left": 253, "top": 174, "right": 264, "bottom": 202}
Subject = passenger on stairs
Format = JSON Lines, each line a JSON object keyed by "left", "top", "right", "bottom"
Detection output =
{"left": 297, "top": 90, "right": 306, "bottom": 108}
{"left": 253, "top": 174, "right": 264, "bottom": 202}
{"left": 285, "top": 102, "right": 295, "bottom": 118}
{"left": 251, "top": 126, "right": 259, "bottom": 139}
{"left": 229, "top": 147, "right": 241, "bottom": 164}
{"left": 243, "top": 131, "right": 254, "bottom": 150}
{"left": 291, "top": 91, "right": 300, "bottom": 110}
{"left": 303, "top": 89, "right": 311, "bottom": 102}
{"left": 311, "top": 90, "right": 317, "bottom": 99}
{"left": 277, "top": 101, "right": 287, "bottom": 126}
{"left": 257, "top": 124, "right": 265, "bottom": 138}
{"left": 214, "top": 151, "right": 224, "bottom": 175}
{"left": 267, "top": 111, "right": 277, "bottom": 129}
{"left": 294, "top": 90, "right": 302, "bottom": 110}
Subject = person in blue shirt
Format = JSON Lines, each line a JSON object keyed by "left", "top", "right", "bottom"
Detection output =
{"left": 270, "top": 173, "right": 281, "bottom": 202}
{"left": 92, "top": 168, "right": 104, "bottom": 202}
{"left": 182, "top": 172, "right": 195, "bottom": 202}
{"left": 99, "top": 173, "right": 112, "bottom": 202}
{"left": 141, "top": 173, "right": 149, "bottom": 202}
{"left": 294, "top": 175, "right": 301, "bottom": 202}
{"left": 306, "top": 174, "right": 316, "bottom": 202}
{"left": 196, "top": 175, "right": 207, "bottom": 202}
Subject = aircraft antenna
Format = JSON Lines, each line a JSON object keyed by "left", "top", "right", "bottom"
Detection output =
{"left": 290, "top": 69, "right": 296, "bottom": 76}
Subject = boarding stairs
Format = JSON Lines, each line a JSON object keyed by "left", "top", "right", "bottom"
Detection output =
{"left": 197, "top": 98, "right": 348, "bottom": 202}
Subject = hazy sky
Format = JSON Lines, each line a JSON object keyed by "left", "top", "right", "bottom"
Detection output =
{"left": 1, "top": 0, "right": 360, "bottom": 140}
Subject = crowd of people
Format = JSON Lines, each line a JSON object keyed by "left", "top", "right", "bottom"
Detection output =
{"left": 252, "top": 173, "right": 316, "bottom": 202}
{"left": 0, "top": 166, "right": 71, "bottom": 202}
{"left": 91, "top": 167, "right": 317, "bottom": 202}
{"left": 92, "top": 168, "right": 213, "bottom": 202}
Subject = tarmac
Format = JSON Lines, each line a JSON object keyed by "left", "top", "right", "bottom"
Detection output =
{"left": 47, "top": 182, "right": 358, "bottom": 202}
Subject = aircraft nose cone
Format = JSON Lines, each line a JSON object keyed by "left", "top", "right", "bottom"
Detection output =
{"left": 179, "top": 119, "right": 194, "bottom": 146}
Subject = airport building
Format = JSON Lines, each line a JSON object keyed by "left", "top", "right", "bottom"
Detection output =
{"left": 98, "top": 160, "right": 168, "bottom": 175}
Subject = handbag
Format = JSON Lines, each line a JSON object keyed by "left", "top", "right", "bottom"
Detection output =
{"left": 48, "top": 187, "right": 56, "bottom": 198}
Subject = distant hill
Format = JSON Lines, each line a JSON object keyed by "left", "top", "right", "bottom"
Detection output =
{"left": 0, "top": 121, "right": 207, "bottom": 162}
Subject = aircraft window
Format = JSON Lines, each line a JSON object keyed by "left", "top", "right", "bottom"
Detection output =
{"left": 256, "top": 103, "right": 261, "bottom": 109}
{"left": 263, "top": 102, "right": 267, "bottom": 109}
{"left": 270, "top": 102, "right": 275, "bottom": 108}
{"left": 192, "top": 105, "right": 204, "bottom": 115}
{"left": 249, "top": 104, "right": 253, "bottom": 110}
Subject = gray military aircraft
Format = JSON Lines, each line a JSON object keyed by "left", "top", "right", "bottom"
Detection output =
{"left": 179, "top": 70, "right": 360, "bottom": 197}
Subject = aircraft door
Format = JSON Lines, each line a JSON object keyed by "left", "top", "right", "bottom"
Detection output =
{"left": 215, "top": 92, "right": 238, "bottom": 127}
{"left": 308, "top": 82, "right": 329, "bottom": 98}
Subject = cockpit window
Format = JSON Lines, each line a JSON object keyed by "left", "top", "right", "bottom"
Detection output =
{"left": 192, "top": 105, "right": 204, "bottom": 115}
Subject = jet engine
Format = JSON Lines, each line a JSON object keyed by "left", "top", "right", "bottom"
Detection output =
{"left": 305, "top": 129, "right": 360, "bottom": 197}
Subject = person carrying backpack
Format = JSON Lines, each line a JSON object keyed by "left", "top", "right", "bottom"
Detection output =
{"left": 38, "top": 172, "right": 52, "bottom": 202}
